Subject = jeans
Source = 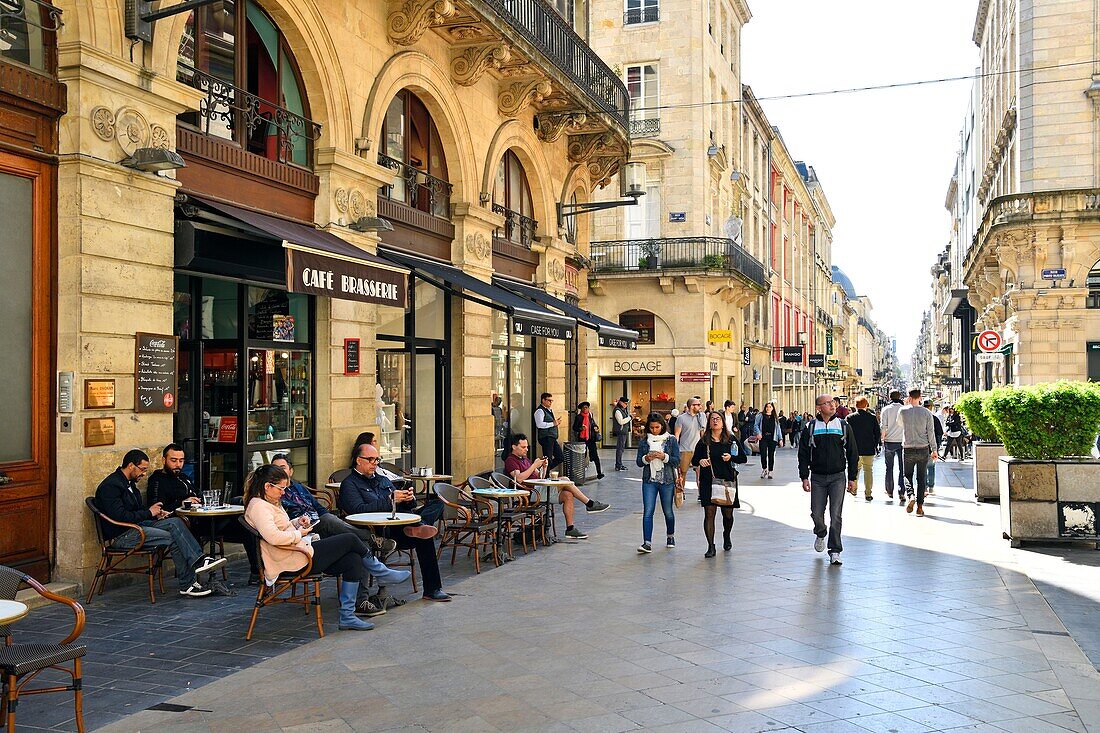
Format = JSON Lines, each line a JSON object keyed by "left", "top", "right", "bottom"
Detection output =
{"left": 857, "top": 455, "right": 875, "bottom": 497}
{"left": 112, "top": 517, "right": 204, "bottom": 589}
{"left": 539, "top": 436, "right": 564, "bottom": 472}
{"left": 641, "top": 481, "right": 675, "bottom": 542}
{"left": 903, "top": 447, "right": 931, "bottom": 505}
{"left": 809, "top": 471, "right": 847, "bottom": 553}
{"left": 759, "top": 437, "right": 777, "bottom": 471}
{"left": 615, "top": 431, "right": 628, "bottom": 469}
{"left": 926, "top": 459, "right": 936, "bottom": 489}
{"left": 883, "top": 441, "right": 905, "bottom": 494}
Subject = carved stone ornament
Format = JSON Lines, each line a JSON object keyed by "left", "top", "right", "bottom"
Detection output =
{"left": 547, "top": 258, "right": 566, "bottom": 282}
{"left": 451, "top": 43, "right": 511, "bottom": 86}
{"left": 335, "top": 187, "right": 375, "bottom": 219}
{"left": 587, "top": 156, "right": 622, "bottom": 189}
{"left": 150, "top": 125, "right": 170, "bottom": 149}
{"left": 535, "top": 112, "right": 588, "bottom": 143}
{"left": 388, "top": 0, "right": 456, "bottom": 46}
{"left": 90, "top": 106, "right": 115, "bottom": 141}
{"left": 498, "top": 79, "right": 552, "bottom": 118}
{"left": 90, "top": 105, "right": 170, "bottom": 156}
{"left": 567, "top": 132, "right": 618, "bottom": 164}
{"left": 464, "top": 232, "right": 492, "bottom": 260}
{"left": 1031, "top": 318, "right": 1082, "bottom": 330}
{"left": 448, "top": 25, "right": 491, "bottom": 42}
{"left": 498, "top": 63, "right": 537, "bottom": 78}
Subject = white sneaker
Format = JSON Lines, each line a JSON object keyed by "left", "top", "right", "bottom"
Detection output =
{"left": 829, "top": 552, "right": 842, "bottom": 566}
{"left": 814, "top": 536, "right": 826, "bottom": 553}
{"left": 193, "top": 555, "right": 227, "bottom": 575}
{"left": 179, "top": 582, "right": 212, "bottom": 597}
{"left": 760, "top": 470, "right": 767, "bottom": 479}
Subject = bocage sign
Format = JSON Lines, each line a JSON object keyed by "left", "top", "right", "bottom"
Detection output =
{"left": 613, "top": 360, "right": 663, "bottom": 373}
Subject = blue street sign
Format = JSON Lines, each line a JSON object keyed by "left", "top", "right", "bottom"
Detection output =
{"left": 1042, "top": 268, "right": 1067, "bottom": 280}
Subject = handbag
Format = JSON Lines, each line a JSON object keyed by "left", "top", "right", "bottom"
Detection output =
{"left": 711, "top": 479, "right": 736, "bottom": 506}
{"left": 673, "top": 485, "right": 685, "bottom": 508}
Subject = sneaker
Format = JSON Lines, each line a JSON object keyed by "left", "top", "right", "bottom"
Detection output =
{"left": 865, "top": 495, "right": 873, "bottom": 502}
{"left": 180, "top": 582, "right": 212, "bottom": 598}
{"left": 666, "top": 536, "right": 675, "bottom": 548}
{"left": 907, "top": 498, "right": 916, "bottom": 513}
{"left": 926, "top": 488, "right": 935, "bottom": 496}
{"left": 637, "top": 542, "right": 652, "bottom": 554}
{"left": 355, "top": 599, "right": 386, "bottom": 617}
{"left": 760, "top": 470, "right": 767, "bottom": 478}
{"left": 192, "top": 555, "right": 227, "bottom": 575}
{"left": 247, "top": 572, "right": 261, "bottom": 586}
{"left": 916, "top": 505, "right": 925, "bottom": 517}
{"left": 828, "top": 552, "right": 842, "bottom": 566}
{"left": 586, "top": 500, "right": 610, "bottom": 513}
{"left": 596, "top": 473, "right": 605, "bottom": 480}
{"left": 616, "top": 466, "right": 627, "bottom": 471}
{"left": 886, "top": 489, "right": 894, "bottom": 499}
{"left": 767, "top": 471, "right": 773, "bottom": 479}
{"left": 814, "top": 536, "right": 826, "bottom": 553}
{"left": 564, "top": 527, "right": 589, "bottom": 540}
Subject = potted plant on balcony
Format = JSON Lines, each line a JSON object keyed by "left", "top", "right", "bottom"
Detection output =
{"left": 984, "top": 381, "right": 1100, "bottom": 548}
{"left": 701, "top": 253, "right": 728, "bottom": 269}
{"left": 639, "top": 240, "right": 661, "bottom": 270}
{"left": 954, "top": 389, "right": 1003, "bottom": 502}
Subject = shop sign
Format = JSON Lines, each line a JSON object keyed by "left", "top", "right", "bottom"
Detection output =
{"left": 84, "top": 379, "right": 116, "bottom": 409}
{"left": 943, "top": 377, "right": 964, "bottom": 386}
{"left": 286, "top": 247, "right": 407, "bottom": 308}
{"left": 513, "top": 316, "right": 573, "bottom": 340}
{"left": 135, "top": 332, "right": 178, "bottom": 413}
{"left": 598, "top": 333, "right": 638, "bottom": 350}
{"left": 84, "top": 417, "right": 116, "bottom": 448}
{"left": 781, "top": 346, "right": 804, "bottom": 363}
{"left": 827, "top": 359, "right": 839, "bottom": 369}
{"left": 975, "top": 352, "right": 1004, "bottom": 363}
{"left": 808, "top": 353, "right": 825, "bottom": 368}
{"left": 707, "top": 329, "right": 732, "bottom": 343}
{"left": 613, "top": 360, "right": 662, "bottom": 373}
{"left": 564, "top": 264, "right": 579, "bottom": 296}
{"left": 680, "top": 371, "right": 711, "bottom": 383}
{"left": 936, "top": 343, "right": 952, "bottom": 355}
{"left": 826, "top": 332, "right": 833, "bottom": 355}
{"left": 343, "top": 338, "right": 361, "bottom": 375}
{"left": 743, "top": 347, "right": 751, "bottom": 366}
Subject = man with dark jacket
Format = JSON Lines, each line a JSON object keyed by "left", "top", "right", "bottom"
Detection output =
{"left": 846, "top": 398, "right": 882, "bottom": 502}
{"left": 923, "top": 399, "right": 945, "bottom": 496}
{"left": 798, "top": 395, "right": 859, "bottom": 566}
{"left": 94, "top": 449, "right": 225, "bottom": 597}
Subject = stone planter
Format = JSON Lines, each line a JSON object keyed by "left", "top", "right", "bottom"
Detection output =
{"left": 999, "top": 456, "right": 1100, "bottom": 548}
{"left": 973, "top": 441, "right": 1005, "bottom": 502}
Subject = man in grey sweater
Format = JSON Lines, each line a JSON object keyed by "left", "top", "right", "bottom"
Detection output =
{"left": 900, "top": 388, "right": 938, "bottom": 516}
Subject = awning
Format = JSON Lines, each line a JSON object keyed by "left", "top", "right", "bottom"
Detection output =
{"left": 493, "top": 278, "right": 639, "bottom": 350}
{"left": 378, "top": 250, "right": 576, "bottom": 340}
{"left": 192, "top": 197, "right": 409, "bottom": 308}
{"left": 944, "top": 288, "right": 971, "bottom": 318}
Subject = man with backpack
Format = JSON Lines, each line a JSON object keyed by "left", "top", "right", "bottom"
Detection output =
{"left": 798, "top": 394, "right": 859, "bottom": 565}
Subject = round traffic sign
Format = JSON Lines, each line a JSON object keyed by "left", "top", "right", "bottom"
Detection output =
{"left": 977, "top": 330, "right": 1002, "bottom": 353}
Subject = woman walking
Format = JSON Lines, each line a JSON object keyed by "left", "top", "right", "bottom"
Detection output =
{"left": 754, "top": 402, "right": 782, "bottom": 478}
{"left": 692, "top": 411, "right": 748, "bottom": 557}
{"left": 571, "top": 401, "right": 605, "bottom": 479}
{"left": 944, "top": 407, "right": 966, "bottom": 460}
{"left": 636, "top": 413, "right": 680, "bottom": 554}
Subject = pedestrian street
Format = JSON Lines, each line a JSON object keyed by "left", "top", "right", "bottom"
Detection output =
{"left": 84, "top": 447, "right": 1100, "bottom": 733}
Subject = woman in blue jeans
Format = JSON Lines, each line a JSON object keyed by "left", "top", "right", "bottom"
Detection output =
{"left": 636, "top": 412, "right": 680, "bottom": 554}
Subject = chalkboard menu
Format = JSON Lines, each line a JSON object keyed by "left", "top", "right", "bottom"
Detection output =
{"left": 344, "top": 338, "right": 360, "bottom": 375}
{"left": 135, "top": 332, "right": 179, "bottom": 413}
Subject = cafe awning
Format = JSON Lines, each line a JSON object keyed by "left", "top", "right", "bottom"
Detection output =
{"left": 493, "top": 278, "right": 639, "bottom": 350}
{"left": 379, "top": 249, "right": 576, "bottom": 340}
{"left": 190, "top": 197, "right": 409, "bottom": 308}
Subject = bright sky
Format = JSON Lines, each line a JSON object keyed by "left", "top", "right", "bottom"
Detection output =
{"left": 742, "top": 1, "right": 980, "bottom": 363}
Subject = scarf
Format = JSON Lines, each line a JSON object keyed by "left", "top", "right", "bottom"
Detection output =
{"left": 646, "top": 432, "right": 669, "bottom": 476}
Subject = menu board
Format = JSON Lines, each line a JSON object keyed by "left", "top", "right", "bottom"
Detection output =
{"left": 135, "top": 332, "right": 179, "bottom": 413}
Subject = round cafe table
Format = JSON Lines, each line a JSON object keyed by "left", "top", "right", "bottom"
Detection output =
{"left": 176, "top": 505, "right": 245, "bottom": 561}
{"left": 524, "top": 478, "right": 574, "bottom": 544}
{"left": 471, "top": 488, "right": 530, "bottom": 563}
{"left": 344, "top": 512, "right": 422, "bottom": 528}
{"left": 404, "top": 474, "right": 452, "bottom": 497}
{"left": 0, "top": 600, "right": 28, "bottom": 625}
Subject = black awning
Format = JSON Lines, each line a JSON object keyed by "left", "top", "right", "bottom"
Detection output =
{"left": 190, "top": 197, "right": 409, "bottom": 308}
{"left": 944, "top": 288, "right": 971, "bottom": 318}
{"left": 493, "top": 278, "right": 639, "bottom": 350}
{"left": 378, "top": 250, "right": 576, "bottom": 340}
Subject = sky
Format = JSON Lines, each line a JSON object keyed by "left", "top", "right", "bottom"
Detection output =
{"left": 741, "top": 1, "right": 980, "bottom": 363}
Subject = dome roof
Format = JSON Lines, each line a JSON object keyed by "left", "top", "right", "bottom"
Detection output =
{"left": 831, "top": 265, "right": 858, "bottom": 299}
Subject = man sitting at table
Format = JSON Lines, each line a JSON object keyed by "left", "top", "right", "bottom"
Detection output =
{"left": 147, "top": 443, "right": 261, "bottom": 585}
{"left": 94, "top": 449, "right": 225, "bottom": 598}
{"left": 338, "top": 443, "right": 452, "bottom": 602}
{"left": 503, "top": 433, "right": 609, "bottom": 541}
{"left": 271, "top": 453, "right": 405, "bottom": 617}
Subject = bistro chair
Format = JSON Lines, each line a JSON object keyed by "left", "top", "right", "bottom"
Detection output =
{"left": 433, "top": 483, "right": 497, "bottom": 573}
{"left": 491, "top": 471, "right": 552, "bottom": 547}
{"left": 84, "top": 497, "right": 166, "bottom": 605}
{"left": 466, "top": 475, "right": 533, "bottom": 556}
{"left": 238, "top": 517, "right": 326, "bottom": 641}
{"left": 0, "top": 565, "right": 87, "bottom": 733}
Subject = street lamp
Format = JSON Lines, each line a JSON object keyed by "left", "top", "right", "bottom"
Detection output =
{"left": 557, "top": 161, "right": 646, "bottom": 226}
{"left": 120, "top": 147, "right": 186, "bottom": 173}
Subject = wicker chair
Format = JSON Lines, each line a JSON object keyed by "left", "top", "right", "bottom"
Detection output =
{"left": 491, "top": 471, "right": 552, "bottom": 546}
{"left": 84, "top": 497, "right": 166, "bottom": 604}
{"left": 238, "top": 517, "right": 326, "bottom": 640}
{"left": 0, "top": 565, "right": 87, "bottom": 733}
{"left": 466, "top": 475, "right": 534, "bottom": 556}
{"left": 434, "top": 483, "right": 497, "bottom": 573}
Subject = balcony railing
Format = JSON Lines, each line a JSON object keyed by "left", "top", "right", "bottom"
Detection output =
{"left": 480, "top": 0, "right": 629, "bottom": 130}
{"left": 624, "top": 7, "right": 660, "bottom": 24}
{"left": 178, "top": 65, "right": 320, "bottom": 167}
{"left": 629, "top": 117, "right": 661, "bottom": 138}
{"left": 378, "top": 153, "right": 453, "bottom": 219}
{"left": 493, "top": 204, "right": 537, "bottom": 249}
{"left": 591, "top": 237, "right": 769, "bottom": 290}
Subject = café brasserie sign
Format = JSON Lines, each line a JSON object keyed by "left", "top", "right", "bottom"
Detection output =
{"left": 286, "top": 247, "right": 407, "bottom": 308}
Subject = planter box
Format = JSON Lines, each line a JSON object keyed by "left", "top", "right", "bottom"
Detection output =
{"left": 973, "top": 442, "right": 1005, "bottom": 502}
{"left": 999, "top": 456, "right": 1100, "bottom": 548}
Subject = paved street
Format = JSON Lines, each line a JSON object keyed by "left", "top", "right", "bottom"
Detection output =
{"left": 69, "top": 447, "right": 1100, "bottom": 733}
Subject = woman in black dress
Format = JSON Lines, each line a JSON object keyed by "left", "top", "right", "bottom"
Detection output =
{"left": 691, "top": 411, "right": 749, "bottom": 557}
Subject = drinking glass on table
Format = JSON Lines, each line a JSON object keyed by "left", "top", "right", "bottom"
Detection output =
{"left": 203, "top": 490, "right": 217, "bottom": 507}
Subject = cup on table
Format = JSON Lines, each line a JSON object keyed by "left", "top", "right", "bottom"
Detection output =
{"left": 203, "top": 490, "right": 218, "bottom": 507}
{"left": 549, "top": 471, "right": 559, "bottom": 479}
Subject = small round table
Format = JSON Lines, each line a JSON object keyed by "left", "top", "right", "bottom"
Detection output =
{"left": 0, "top": 600, "right": 28, "bottom": 625}
{"left": 524, "top": 478, "right": 573, "bottom": 544}
{"left": 176, "top": 505, "right": 245, "bottom": 560}
{"left": 344, "top": 512, "right": 422, "bottom": 528}
{"left": 404, "top": 474, "right": 453, "bottom": 497}
{"left": 471, "top": 488, "right": 530, "bottom": 563}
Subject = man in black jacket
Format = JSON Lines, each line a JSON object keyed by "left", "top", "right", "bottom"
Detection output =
{"left": 846, "top": 398, "right": 882, "bottom": 502}
{"left": 94, "top": 449, "right": 225, "bottom": 597}
{"left": 798, "top": 395, "right": 859, "bottom": 566}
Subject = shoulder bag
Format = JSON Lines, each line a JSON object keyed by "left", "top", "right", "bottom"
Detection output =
{"left": 708, "top": 442, "right": 737, "bottom": 506}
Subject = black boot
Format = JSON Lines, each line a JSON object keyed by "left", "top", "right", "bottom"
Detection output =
{"left": 704, "top": 544, "right": 716, "bottom": 558}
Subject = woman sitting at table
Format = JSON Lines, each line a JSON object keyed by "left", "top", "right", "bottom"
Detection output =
{"left": 244, "top": 463, "right": 380, "bottom": 631}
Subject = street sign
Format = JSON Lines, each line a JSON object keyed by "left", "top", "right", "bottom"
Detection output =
{"left": 976, "top": 330, "right": 1002, "bottom": 353}
{"left": 975, "top": 352, "right": 1004, "bottom": 364}
{"left": 808, "top": 353, "right": 825, "bottom": 368}
{"left": 679, "top": 371, "right": 711, "bottom": 383}
{"left": 1042, "top": 268, "right": 1067, "bottom": 281}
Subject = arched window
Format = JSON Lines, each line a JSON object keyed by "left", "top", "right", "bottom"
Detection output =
{"left": 0, "top": 0, "right": 59, "bottom": 73}
{"left": 619, "top": 309, "right": 655, "bottom": 345}
{"left": 1087, "top": 259, "right": 1100, "bottom": 309}
{"left": 493, "top": 150, "right": 536, "bottom": 248}
{"left": 177, "top": 1, "right": 315, "bottom": 167}
{"left": 378, "top": 90, "right": 451, "bottom": 218}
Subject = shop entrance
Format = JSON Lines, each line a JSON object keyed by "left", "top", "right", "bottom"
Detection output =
{"left": 600, "top": 377, "right": 676, "bottom": 448}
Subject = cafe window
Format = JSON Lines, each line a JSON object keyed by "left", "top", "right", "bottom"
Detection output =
{"left": 619, "top": 310, "right": 655, "bottom": 345}
{"left": 0, "top": 0, "right": 57, "bottom": 73}
{"left": 379, "top": 90, "right": 451, "bottom": 217}
{"left": 491, "top": 308, "right": 535, "bottom": 469}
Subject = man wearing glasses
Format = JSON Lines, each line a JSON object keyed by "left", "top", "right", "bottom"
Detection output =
{"left": 338, "top": 443, "right": 452, "bottom": 602}
{"left": 797, "top": 394, "right": 859, "bottom": 566}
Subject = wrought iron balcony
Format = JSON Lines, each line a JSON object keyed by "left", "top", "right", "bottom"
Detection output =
{"left": 624, "top": 7, "right": 660, "bottom": 24}
{"left": 590, "top": 237, "right": 769, "bottom": 290}
{"left": 629, "top": 117, "right": 661, "bottom": 138}
{"left": 492, "top": 204, "right": 538, "bottom": 249}
{"left": 177, "top": 65, "right": 320, "bottom": 167}
{"left": 378, "top": 153, "right": 453, "bottom": 219}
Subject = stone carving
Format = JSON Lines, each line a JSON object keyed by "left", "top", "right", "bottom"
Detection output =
{"left": 567, "top": 131, "right": 618, "bottom": 163}
{"left": 334, "top": 187, "right": 350, "bottom": 213}
{"left": 498, "top": 79, "right": 552, "bottom": 118}
{"left": 547, "top": 258, "right": 566, "bottom": 282}
{"left": 451, "top": 43, "right": 511, "bottom": 86}
{"left": 90, "top": 106, "right": 115, "bottom": 141}
{"left": 150, "top": 125, "right": 170, "bottom": 149}
{"left": 90, "top": 106, "right": 171, "bottom": 156}
{"left": 448, "top": 25, "right": 491, "bottom": 42}
{"left": 335, "top": 187, "right": 375, "bottom": 219}
{"left": 498, "top": 63, "right": 537, "bottom": 78}
{"left": 388, "top": 0, "right": 456, "bottom": 46}
{"left": 465, "top": 232, "right": 491, "bottom": 260}
{"left": 535, "top": 112, "right": 588, "bottom": 143}
{"left": 586, "top": 156, "right": 622, "bottom": 189}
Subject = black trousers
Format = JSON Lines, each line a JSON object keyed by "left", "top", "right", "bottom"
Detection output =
{"left": 384, "top": 528, "right": 442, "bottom": 593}
{"left": 187, "top": 516, "right": 259, "bottom": 573}
{"left": 539, "top": 436, "right": 564, "bottom": 471}
{"left": 310, "top": 533, "right": 368, "bottom": 583}
{"left": 759, "top": 436, "right": 777, "bottom": 471}
{"left": 585, "top": 439, "right": 602, "bottom": 474}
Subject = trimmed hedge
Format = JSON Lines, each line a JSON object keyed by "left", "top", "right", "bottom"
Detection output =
{"left": 954, "top": 390, "right": 1000, "bottom": 443}
{"left": 983, "top": 381, "right": 1100, "bottom": 460}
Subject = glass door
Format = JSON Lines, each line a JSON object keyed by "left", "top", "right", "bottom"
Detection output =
{"left": 201, "top": 346, "right": 242, "bottom": 501}
{"left": 377, "top": 350, "right": 411, "bottom": 472}
{"left": 415, "top": 349, "right": 444, "bottom": 472}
